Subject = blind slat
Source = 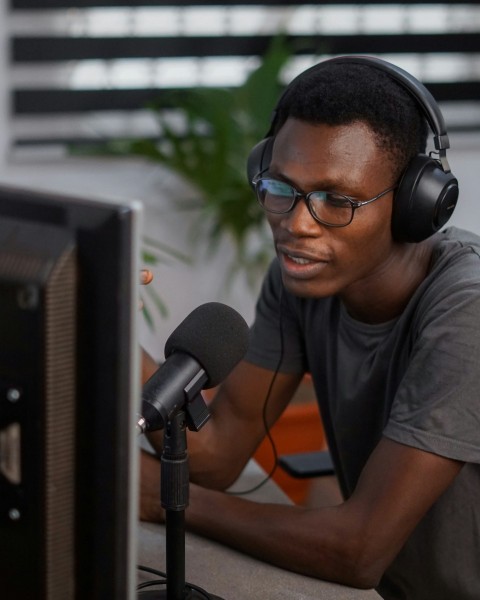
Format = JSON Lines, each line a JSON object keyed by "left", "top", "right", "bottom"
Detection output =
{"left": 14, "top": 81, "right": 480, "bottom": 115}
{"left": 12, "top": 0, "right": 480, "bottom": 8}
{"left": 12, "top": 33, "right": 480, "bottom": 63}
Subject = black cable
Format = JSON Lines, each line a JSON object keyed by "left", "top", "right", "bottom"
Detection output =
{"left": 186, "top": 581, "right": 219, "bottom": 598}
{"left": 228, "top": 287, "right": 285, "bottom": 496}
{"left": 137, "top": 579, "right": 167, "bottom": 590}
{"left": 137, "top": 565, "right": 216, "bottom": 598}
{"left": 138, "top": 565, "right": 167, "bottom": 578}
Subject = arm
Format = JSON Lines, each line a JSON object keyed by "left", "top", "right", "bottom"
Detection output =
{"left": 139, "top": 352, "right": 464, "bottom": 588}
{"left": 187, "top": 360, "right": 303, "bottom": 489}
{"left": 177, "top": 437, "right": 462, "bottom": 589}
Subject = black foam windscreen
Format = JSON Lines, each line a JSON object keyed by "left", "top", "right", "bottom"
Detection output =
{"left": 164, "top": 302, "right": 250, "bottom": 388}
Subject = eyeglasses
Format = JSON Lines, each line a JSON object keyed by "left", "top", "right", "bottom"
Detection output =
{"left": 252, "top": 172, "right": 396, "bottom": 227}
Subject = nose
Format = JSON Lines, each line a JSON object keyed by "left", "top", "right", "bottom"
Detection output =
{"left": 280, "top": 195, "right": 322, "bottom": 236}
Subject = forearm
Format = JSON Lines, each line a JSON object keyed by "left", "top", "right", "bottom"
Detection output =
{"left": 183, "top": 438, "right": 465, "bottom": 589}
{"left": 139, "top": 452, "right": 377, "bottom": 588}
{"left": 185, "top": 485, "right": 379, "bottom": 589}
{"left": 141, "top": 436, "right": 464, "bottom": 591}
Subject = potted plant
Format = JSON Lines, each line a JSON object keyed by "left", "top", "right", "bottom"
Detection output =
{"left": 96, "top": 36, "right": 293, "bottom": 291}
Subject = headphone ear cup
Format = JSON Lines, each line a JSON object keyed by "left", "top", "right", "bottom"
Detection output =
{"left": 392, "top": 155, "right": 459, "bottom": 243}
{"left": 247, "top": 137, "right": 274, "bottom": 190}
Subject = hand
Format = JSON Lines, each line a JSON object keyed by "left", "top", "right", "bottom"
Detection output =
{"left": 139, "top": 269, "right": 153, "bottom": 311}
{"left": 140, "top": 269, "right": 154, "bottom": 285}
{"left": 139, "top": 449, "right": 165, "bottom": 523}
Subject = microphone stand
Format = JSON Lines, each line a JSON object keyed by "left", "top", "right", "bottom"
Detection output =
{"left": 138, "top": 392, "right": 224, "bottom": 600}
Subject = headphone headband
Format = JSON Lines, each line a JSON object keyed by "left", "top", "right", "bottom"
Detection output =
{"left": 270, "top": 55, "right": 451, "bottom": 171}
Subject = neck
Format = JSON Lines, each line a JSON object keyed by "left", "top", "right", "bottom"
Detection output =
{"left": 341, "top": 239, "right": 435, "bottom": 324}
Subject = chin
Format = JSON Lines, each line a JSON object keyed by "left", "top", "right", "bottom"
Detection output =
{"left": 281, "top": 273, "right": 335, "bottom": 300}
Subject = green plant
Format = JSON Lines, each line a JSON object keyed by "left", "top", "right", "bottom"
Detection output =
{"left": 101, "top": 37, "right": 293, "bottom": 288}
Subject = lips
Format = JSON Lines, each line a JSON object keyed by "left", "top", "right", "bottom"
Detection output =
{"left": 278, "top": 244, "right": 330, "bottom": 263}
{"left": 277, "top": 245, "right": 331, "bottom": 279}
{"left": 287, "top": 255, "right": 312, "bottom": 265}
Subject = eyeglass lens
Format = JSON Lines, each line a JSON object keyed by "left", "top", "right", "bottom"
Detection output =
{"left": 256, "top": 178, "right": 353, "bottom": 226}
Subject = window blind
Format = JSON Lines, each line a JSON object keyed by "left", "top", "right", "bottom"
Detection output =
{"left": 7, "top": 1, "right": 480, "bottom": 151}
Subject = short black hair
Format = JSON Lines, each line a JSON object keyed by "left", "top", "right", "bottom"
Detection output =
{"left": 273, "top": 62, "right": 429, "bottom": 182}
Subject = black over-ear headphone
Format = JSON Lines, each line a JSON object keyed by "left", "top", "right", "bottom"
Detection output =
{"left": 247, "top": 55, "right": 459, "bottom": 243}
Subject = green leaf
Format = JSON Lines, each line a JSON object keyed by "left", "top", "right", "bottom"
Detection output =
{"left": 144, "top": 284, "right": 169, "bottom": 319}
{"left": 141, "top": 299, "right": 154, "bottom": 331}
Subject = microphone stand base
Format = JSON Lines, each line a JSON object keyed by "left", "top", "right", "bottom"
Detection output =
{"left": 138, "top": 588, "right": 224, "bottom": 599}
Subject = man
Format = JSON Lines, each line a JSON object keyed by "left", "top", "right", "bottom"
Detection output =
{"left": 140, "top": 57, "right": 480, "bottom": 599}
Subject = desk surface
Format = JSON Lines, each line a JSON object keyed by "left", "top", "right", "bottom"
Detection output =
{"left": 137, "top": 462, "right": 381, "bottom": 600}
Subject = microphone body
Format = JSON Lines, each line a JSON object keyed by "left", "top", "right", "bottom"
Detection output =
{"left": 140, "top": 353, "right": 208, "bottom": 433}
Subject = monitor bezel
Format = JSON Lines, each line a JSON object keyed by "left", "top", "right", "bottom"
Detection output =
{"left": 0, "top": 182, "right": 141, "bottom": 599}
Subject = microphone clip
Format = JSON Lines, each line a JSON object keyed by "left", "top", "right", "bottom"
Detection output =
{"left": 184, "top": 392, "right": 210, "bottom": 432}
{"left": 182, "top": 369, "right": 211, "bottom": 432}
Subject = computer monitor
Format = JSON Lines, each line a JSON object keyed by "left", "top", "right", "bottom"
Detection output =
{"left": 0, "top": 183, "right": 141, "bottom": 599}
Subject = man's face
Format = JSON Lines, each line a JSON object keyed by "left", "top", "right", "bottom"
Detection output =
{"left": 265, "top": 118, "right": 399, "bottom": 303}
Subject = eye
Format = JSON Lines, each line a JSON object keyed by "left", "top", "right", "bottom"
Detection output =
{"left": 325, "top": 192, "right": 351, "bottom": 208}
{"left": 263, "top": 179, "right": 293, "bottom": 197}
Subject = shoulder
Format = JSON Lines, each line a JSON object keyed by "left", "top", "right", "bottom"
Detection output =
{"left": 431, "top": 227, "right": 480, "bottom": 272}
{"left": 393, "top": 227, "right": 480, "bottom": 362}
{"left": 419, "top": 227, "right": 480, "bottom": 308}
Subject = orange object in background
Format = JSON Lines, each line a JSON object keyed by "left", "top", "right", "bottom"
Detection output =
{"left": 253, "top": 398, "right": 328, "bottom": 505}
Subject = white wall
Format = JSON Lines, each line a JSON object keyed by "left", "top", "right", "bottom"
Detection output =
{"left": 444, "top": 134, "right": 480, "bottom": 231}
{"left": 0, "top": 130, "right": 478, "bottom": 360}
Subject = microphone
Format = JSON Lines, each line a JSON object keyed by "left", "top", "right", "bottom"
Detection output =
{"left": 138, "top": 302, "right": 250, "bottom": 433}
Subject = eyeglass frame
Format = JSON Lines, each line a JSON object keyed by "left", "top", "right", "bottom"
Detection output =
{"left": 251, "top": 169, "right": 397, "bottom": 228}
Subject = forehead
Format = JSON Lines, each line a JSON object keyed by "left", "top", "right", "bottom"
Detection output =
{"left": 270, "top": 118, "right": 394, "bottom": 188}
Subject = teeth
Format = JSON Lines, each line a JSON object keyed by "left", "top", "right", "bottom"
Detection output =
{"left": 289, "top": 255, "right": 311, "bottom": 265}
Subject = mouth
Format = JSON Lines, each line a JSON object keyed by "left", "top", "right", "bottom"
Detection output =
{"left": 285, "top": 254, "right": 314, "bottom": 265}
{"left": 277, "top": 246, "right": 330, "bottom": 278}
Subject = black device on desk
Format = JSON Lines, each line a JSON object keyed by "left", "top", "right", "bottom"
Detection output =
{"left": 0, "top": 184, "right": 141, "bottom": 599}
{"left": 278, "top": 450, "right": 335, "bottom": 479}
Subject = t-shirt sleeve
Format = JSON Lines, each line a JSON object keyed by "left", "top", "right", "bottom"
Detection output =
{"left": 384, "top": 264, "right": 480, "bottom": 464}
{"left": 244, "top": 259, "right": 307, "bottom": 374}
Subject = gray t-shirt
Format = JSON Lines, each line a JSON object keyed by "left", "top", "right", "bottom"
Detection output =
{"left": 245, "top": 227, "right": 480, "bottom": 599}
